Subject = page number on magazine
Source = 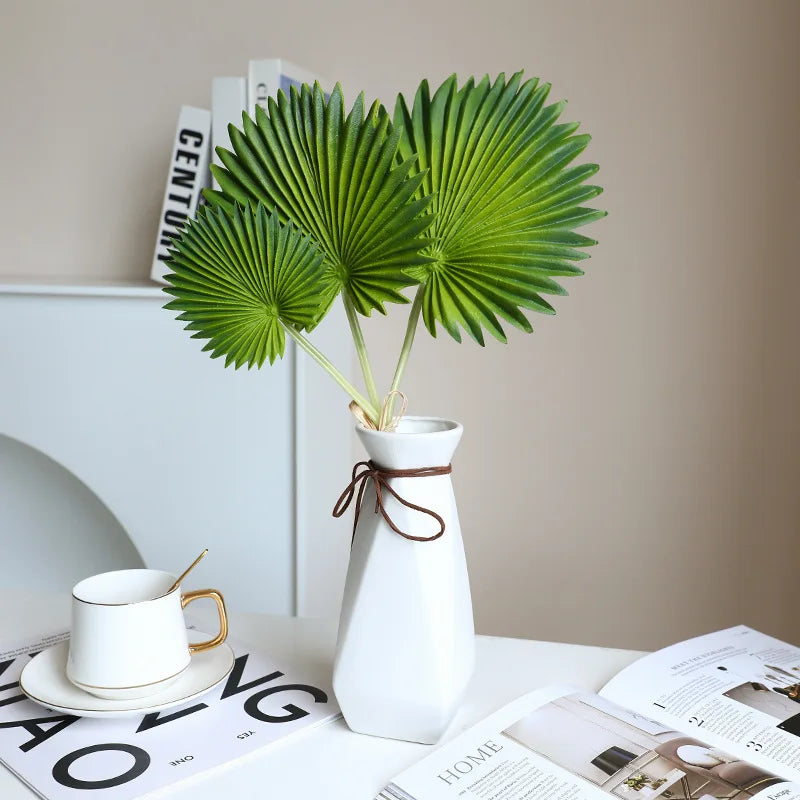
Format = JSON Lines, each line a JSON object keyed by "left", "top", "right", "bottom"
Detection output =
{"left": 746, "top": 740, "right": 764, "bottom": 751}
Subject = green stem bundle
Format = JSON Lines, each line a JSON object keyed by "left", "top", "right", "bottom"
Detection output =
{"left": 287, "top": 285, "right": 426, "bottom": 430}
{"left": 283, "top": 324, "right": 380, "bottom": 425}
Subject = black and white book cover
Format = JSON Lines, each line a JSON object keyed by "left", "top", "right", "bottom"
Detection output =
{"left": 0, "top": 631, "right": 338, "bottom": 799}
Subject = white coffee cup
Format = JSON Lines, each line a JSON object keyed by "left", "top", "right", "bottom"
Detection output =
{"left": 67, "top": 568, "right": 228, "bottom": 700}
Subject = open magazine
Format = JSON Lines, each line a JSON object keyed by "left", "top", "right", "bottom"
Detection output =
{"left": 0, "top": 629, "right": 339, "bottom": 799}
{"left": 379, "top": 626, "right": 800, "bottom": 800}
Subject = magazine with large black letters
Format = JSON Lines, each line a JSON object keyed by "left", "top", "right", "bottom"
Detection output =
{"left": 379, "top": 626, "right": 800, "bottom": 800}
{"left": 0, "top": 630, "right": 339, "bottom": 799}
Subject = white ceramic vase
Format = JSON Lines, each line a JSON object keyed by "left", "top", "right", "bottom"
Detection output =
{"left": 332, "top": 416, "right": 475, "bottom": 744}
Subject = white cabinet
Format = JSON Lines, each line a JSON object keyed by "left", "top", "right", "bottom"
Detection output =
{"left": 0, "top": 282, "right": 352, "bottom": 617}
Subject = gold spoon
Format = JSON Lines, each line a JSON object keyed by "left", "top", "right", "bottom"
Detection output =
{"left": 167, "top": 549, "right": 208, "bottom": 593}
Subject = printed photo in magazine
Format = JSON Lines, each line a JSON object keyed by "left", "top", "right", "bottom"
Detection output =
{"left": 505, "top": 692, "right": 782, "bottom": 800}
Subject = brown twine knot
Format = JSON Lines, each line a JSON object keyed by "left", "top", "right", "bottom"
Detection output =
{"left": 333, "top": 460, "right": 453, "bottom": 543}
{"left": 349, "top": 389, "right": 408, "bottom": 432}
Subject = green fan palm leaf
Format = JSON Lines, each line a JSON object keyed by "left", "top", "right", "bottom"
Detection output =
{"left": 205, "top": 83, "right": 434, "bottom": 319}
{"left": 164, "top": 202, "right": 378, "bottom": 419}
{"left": 394, "top": 72, "right": 606, "bottom": 345}
{"left": 165, "top": 204, "right": 326, "bottom": 367}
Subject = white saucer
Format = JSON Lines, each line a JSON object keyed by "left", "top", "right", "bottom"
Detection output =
{"left": 19, "top": 640, "right": 235, "bottom": 718}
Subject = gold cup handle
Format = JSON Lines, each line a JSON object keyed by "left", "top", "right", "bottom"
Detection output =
{"left": 181, "top": 589, "right": 228, "bottom": 655}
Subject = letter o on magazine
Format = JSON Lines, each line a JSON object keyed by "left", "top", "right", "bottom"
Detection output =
{"left": 52, "top": 743, "right": 151, "bottom": 790}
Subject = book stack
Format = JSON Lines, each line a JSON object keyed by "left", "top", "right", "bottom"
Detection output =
{"left": 150, "top": 59, "right": 330, "bottom": 284}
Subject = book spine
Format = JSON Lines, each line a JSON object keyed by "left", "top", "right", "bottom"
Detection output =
{"left": 150, "top": 106, "right": 211, "bottom": 284}
{"left": 274, "top": 58, "right": 333, "bottom": 97}
{"left": 247, "top": 58, "right": 281, "bottom": 117}
{"left": 211, "top": 77, "right": 247, "bottom": 190}
{"left": 248, "top": 59, "right": 332, "bottom": 119}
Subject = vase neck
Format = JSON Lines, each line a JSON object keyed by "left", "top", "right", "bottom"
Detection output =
{"left": 356, "top": 417, "right": 462, "bottom": 470}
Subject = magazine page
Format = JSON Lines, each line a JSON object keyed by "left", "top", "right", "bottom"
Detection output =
{"left": 600, "top": 626, "right": 800, "bottom": 783}
{"left": 0, "top": 630, "right": 339, "bottom": 799}
{"left": 381, "top": 686, "right": 800, "bottom": 800}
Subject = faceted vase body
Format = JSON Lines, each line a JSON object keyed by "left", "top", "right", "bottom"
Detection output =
{"left": 332, "top": 417, "right": 475, "bottom": 744}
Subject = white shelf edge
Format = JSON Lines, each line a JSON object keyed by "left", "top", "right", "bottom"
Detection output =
{"left": 0, "top": 281, "right": 167, "bottom": 299}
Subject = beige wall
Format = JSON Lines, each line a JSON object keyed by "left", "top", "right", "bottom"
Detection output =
{"left": 1, "top": 0, "right": 798, "bottom": 650}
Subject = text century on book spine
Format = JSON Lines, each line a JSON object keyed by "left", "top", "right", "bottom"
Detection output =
{"left": 153, "top": 109, "right": 211, "bottom": 275}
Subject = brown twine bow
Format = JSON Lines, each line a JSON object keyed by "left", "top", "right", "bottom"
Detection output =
{"left": 333, "top": 460, "right": 453, "bottom": 544}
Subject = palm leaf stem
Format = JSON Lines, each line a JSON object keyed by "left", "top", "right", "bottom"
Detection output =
{"left": 342, "top": 290, "right": 381, "bottom": 412}
{"left": 386, "top": 285, "right": 425, "bottom": 417}
{"left": 282, "top": 323, "right": 380, "bottom": 425}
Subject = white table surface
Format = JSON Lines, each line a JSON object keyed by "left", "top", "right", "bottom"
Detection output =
{"left": 0, "top": 590, "right": 644, "bottom": 799}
